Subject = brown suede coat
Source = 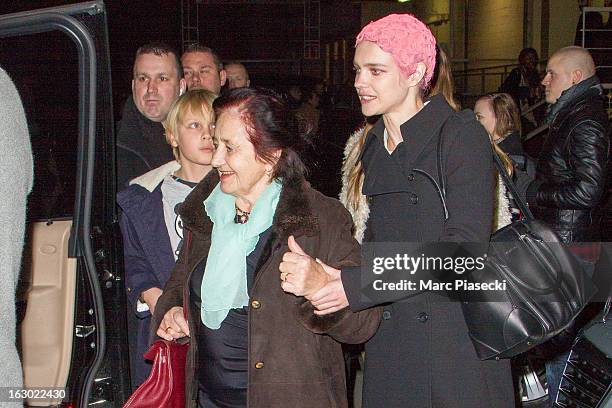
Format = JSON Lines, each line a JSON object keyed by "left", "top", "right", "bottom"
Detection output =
{"left": 153, "top": 172, "right": 382, "bottom": 408}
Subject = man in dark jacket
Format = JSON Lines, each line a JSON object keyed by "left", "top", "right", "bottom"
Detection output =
{"left": 527, "top": 46, "right": 609, "bottom": 244}
{"left": 526, "top": 46, "right": 610, "bottom": 405}
{"left": 116, "top": 43, "right": 186, "bottom": 188}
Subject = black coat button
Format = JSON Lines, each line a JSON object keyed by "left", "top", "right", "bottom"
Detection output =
{"left": 382, "top": 310, "right": 392, "bottom": 320}
{"left": 417, "top": 312, "right": 429, "bottom": 323}
{"left": 410, "top": 194, "right": 419, "bottom": 204}
{"left": 407, "top": 173, "right": 415, "bottom": 181}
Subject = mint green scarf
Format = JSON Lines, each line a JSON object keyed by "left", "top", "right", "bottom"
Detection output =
{"left": 201, "top": 179, "right": 282, "bottom": 329}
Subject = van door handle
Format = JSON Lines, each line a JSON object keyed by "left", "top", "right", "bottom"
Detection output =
{"left": 75, "top": 325, "right": 96, "bottom": 338}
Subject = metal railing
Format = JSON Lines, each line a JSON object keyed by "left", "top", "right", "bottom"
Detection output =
{"left": 454, "top": 62, "right": 517, "bottom": 95}
{"left": 453, "top": 60, "right": 548, "bottom": 96}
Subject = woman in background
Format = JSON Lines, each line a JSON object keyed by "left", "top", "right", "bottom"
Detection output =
{"left": 475, "top": 92, "right": 533, "bottom": 226}
{"left": 474, "top": 92, "right": 523, "bottom": 157}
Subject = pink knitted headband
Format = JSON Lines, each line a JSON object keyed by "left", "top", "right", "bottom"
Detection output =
{"left": 355, "top": 13, "right": 437, "bottom": 88}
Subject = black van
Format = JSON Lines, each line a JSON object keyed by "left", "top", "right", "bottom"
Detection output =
{"left": 0, "top": 2, "right": 131, "bottom": 406}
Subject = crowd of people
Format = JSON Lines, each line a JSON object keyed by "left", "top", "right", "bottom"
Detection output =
{"left": 114, "top": 12, "right": 610, "bottom": 408}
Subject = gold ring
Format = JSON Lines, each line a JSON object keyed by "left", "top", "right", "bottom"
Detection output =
{"left": 165, "top": 326, "right": 172, "bottom": 332}
{"left": 281, "top": 272, "right": 288, "bottom": 282}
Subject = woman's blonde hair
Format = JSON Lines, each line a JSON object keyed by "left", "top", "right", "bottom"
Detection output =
{"left": 492, "top": 138, "right": 514, "bottom": 177}
{"left": 482, "top": 93, "right": 521, "bottom": 140}
{"left": 163, "top": 89, "right": 217, "bottom": 161}
{"left": 428, "top": 46, "right": 461, "bottom": 111}
{"left": 345, "top": 120, "right": 374, "bottom": 211}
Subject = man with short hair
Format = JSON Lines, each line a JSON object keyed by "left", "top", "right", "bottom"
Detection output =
{"left": 181, "top": 44, "right": 226, "bottom": 93}
{"left": 224, "top": 61, "right": 250, "bottom": 89}
{"left": 528, "top": 46, "right": 609, "bottom": 245}
{"left": 526, "top": 46, "right": 610, "bottom": 405}
{"left": 117, "top": 43, "right": 186, "bottom": 188}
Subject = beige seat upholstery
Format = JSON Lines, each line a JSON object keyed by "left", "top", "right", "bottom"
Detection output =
{"left": 20, "top": 220, "right": 76, "bottom": 407}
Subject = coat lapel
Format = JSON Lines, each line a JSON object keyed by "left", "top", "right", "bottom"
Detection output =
{"left": 141, "top": 189, "right": 175, "bottom": 281}
{"left": 396, "top": 94, "right": 454, "bottom": 169}
{"left": 120, "top": 185, "right": 175, "bottom": 283}
{"left": 362, "top": 95, "right": 455, "bottom": 196}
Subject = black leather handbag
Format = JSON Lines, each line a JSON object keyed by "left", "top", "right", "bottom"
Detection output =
{"left": 434, "top": 129, "right": 596, "bottom": 360}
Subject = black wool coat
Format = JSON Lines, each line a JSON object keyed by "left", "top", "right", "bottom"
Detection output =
{"left": 116, "top": 96, "right": 174, "bottom": 188}
{"left": 341, "top": 95, "right": 515, "bottom": 408}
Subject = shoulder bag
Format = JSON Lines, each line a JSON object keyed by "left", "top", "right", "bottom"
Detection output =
{"left": 432, "top": 115, "right": 596, "bottom": 360}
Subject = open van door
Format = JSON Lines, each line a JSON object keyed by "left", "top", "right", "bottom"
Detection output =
{"left": 0, "top": 1, "right": 131, "bottom": 406}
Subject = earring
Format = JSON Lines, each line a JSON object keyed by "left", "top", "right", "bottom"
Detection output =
{"left": 265, "top": 168, "right": 272, "bottom": 176}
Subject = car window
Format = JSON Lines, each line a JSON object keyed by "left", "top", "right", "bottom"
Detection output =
{"left": 0, "top": 31, "right": 78, "bottom": 221}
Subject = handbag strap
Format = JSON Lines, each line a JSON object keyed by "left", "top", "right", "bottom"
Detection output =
{"left": 432, "top": 115, "right": 535, "bottom": 222}
{"left": 603, "top": 296, "right": 612, "bottom": 324}
{"left": 437, "top": 121, "right": 446, "bottom": 206}
{"left": 412, "top": 113, "right": 452, "bottom": 220}
{"left": 182, "top": 229, "right": 192, "bottom": 320}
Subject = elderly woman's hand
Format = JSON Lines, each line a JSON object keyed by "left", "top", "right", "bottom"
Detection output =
{"left": 157, "top": 306, "right": 190, "bottom": 341}
{"left": 280, "top": 235, "right": 332, "bottom": 298}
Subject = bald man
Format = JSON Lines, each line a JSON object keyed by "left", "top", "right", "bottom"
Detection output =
{"left": 526, "top": 46, "right": 609, "bottom": 405}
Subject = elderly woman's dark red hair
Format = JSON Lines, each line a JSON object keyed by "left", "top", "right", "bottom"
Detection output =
{"left": 213, "top": 87, "right": 307, "bottom": 182}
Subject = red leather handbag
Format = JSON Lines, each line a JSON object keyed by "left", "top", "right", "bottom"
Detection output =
{"left": 123, "top": 231, "right": 193, "bottom": 408}
{"left": 122, "top": 339, "right": 189, "bottom": 408}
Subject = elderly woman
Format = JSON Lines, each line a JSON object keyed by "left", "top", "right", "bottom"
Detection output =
{"left": 284, "top": 14, "right": 515, "bottom": 408}
{"left": 153, "top": 87, "right": 381, "bottom": 408}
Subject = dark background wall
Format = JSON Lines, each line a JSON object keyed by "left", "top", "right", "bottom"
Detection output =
{"left": 0, "top": 0, "right": 365, "bottom": 117}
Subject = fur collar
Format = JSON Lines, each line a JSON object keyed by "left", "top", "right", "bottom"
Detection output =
{"left": 494, "top": 174, "right": 512, "bottom": 231}
{"left": 339, "top": 126, "right": 369, "bottom": 243}
{"left": 129, "top": 160, "right": 181, "bottom": 192}
{"left": 179, "top": 172, "right": 319, "bottom": 239}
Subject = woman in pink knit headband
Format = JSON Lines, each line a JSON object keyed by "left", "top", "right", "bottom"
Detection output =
{"left": 355, "top": 13, "right": 437, "bottom": 87}
{"left": 282, "top": 13, "right": 515, "bottom": 408}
